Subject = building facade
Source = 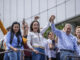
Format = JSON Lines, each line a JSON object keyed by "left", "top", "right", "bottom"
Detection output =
{"left": 0, "top": 0, "right": 80, "bottom": 38}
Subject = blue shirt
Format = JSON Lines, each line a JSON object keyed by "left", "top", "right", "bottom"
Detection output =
{"left": 6, "top": 32, "right": 23, "bottom": 50}
{"left": 51, "top": 24, "right": 79, "bottom": 54}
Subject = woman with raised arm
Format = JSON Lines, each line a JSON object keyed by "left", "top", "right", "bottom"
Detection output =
{"left": 27, "top": 17, "right": 51, "bottom": 60}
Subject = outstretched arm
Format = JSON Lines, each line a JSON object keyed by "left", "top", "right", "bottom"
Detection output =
{"left": 40, "top": 15, "right": 56, "bottom": 35}
{"left": 50, "top": 15, "right": 62, "bottom": 38}
{"left": 0, "top": 19, "right": 7, "bottom": 35}
{"left": 40, "top": 22, "right": 51, "bottom": 35}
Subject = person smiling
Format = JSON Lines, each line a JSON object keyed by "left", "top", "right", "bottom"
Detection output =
{"left": 51, "top": 15, "right": 80, "bottom": 60}
{"left": 27, "top": 17, "right": 52, "bottom": 60}
{"left": 6, "top": 22, "right": 24, "bottom": 60}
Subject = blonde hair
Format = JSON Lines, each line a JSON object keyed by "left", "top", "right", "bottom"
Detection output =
{"left": 75, "top": 26, "right": 80, "bottom": 36}
{"left": 76, "top": 26, "right": 80, "bottom": 30}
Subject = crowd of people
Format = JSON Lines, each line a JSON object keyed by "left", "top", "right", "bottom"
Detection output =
{"left": 0, "top": 15, "right": 80, "bottom": 60}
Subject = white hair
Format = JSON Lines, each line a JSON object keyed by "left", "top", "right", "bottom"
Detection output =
{"left": 64, "top": 23, "right": 72, "bottom": 28}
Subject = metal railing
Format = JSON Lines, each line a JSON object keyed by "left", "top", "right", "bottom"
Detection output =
{"left": 65, "top": 55, "right": 80, "bottom": 60}
{"left": 0, "top": 49, "right": 46, "bottom": 60}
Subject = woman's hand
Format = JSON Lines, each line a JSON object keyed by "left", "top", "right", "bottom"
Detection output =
{"left": 49, "top": 58, "right": 51, "bottom": 60}
{"left": 13, "top": 48, "right": 18, "bottom": 52}
{"left": 10, "top": 46, "right": 18, "bottom": 52}
{"left": 33, "top": 49, "right": 39, "bottom": 54}
{"left": 49, "top": 15, "right": 55, "bottom": 23}
{"left": 31, "top": 48, "right": 39, "bottom": 54}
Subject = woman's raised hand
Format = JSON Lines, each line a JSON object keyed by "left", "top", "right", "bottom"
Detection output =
{"left": 49, "top": 15, "right": 55, "bottom": 23}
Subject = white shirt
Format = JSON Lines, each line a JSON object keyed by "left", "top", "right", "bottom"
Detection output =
{"left": 0, "top": 35, "right": 7, "bottom": 49}
{"left": 45, "top": 39, "right": 56, "bottom": 58}
{"left": 27, "top": 22, "right": 51, "bottom": 48}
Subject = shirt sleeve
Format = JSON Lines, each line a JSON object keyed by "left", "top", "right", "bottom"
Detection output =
{"left": 40, "top": 22, "right": 51, "bottom": 35}
{"left": 6, "top": 32, "right": 12, "bottom": 48}
{"left": 74, "top": 37, "right": 80, "bottom": 55}
{"left": 51, "top": 23, "right": 62, "bottom": 38}
{"left": 48, "top": 40, "right": 52, "bottom": 44}
{"left": 20, "top": 43, "right": 24, "bottom": 49}
{"left": 48, "top": 50, "right": 52, "bottom": 58}
{"left": 48, "top": 41, "right": 52, "bottom": 58}
{"left": 19, "top": 36, "right": 24, "bottom": 49}
{"left": 27, "top": 32, "right": 33, "bottom": 49}
{"left": 4, "top": 35, "right": 7, "bottom": 43}
{"left": 47, "top": 40, "right": 52, "bottom": 58}
{"left": 45, "top": 40, "right": 51, "bottom": 58}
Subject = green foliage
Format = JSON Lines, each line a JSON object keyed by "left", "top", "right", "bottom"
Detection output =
{"left": 43, "top": 27, "right": 51, "bottom": 38}
{"left": 56, "top": 23, "right": 64, "bottom": 30}
{"left": 43, "top": 23, "right": 65, "bottom": 38}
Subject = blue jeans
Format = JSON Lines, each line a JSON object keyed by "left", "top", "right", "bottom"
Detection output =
{"left": 56, "top": 52, "right": 60, "bottom": 60}
{"left": 60, "top": 51, "right": 74, "bottom": 60}
{"left": 4, "top": 53, "right": 9, "bottom": 60}
{"left": 8, "top": 51, "right": 21, "bottom": 60}
{"left": 32, "top": 48, "right": 45, "bottom": 60}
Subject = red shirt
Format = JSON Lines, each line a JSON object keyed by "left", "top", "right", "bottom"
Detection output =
{"left": 24, "top": 44, "right": 32, "bottom": 57}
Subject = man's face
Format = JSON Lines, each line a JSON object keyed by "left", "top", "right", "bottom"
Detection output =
{"left": 64, "top": 25, "right": 71, "bottom": 35}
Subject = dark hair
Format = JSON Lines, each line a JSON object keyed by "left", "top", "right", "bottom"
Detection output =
{"left": 6, "top": 26, "right": 11, "bottom": 31}
{"left": 47, "top": 31, "right": 51, "bottom": 35}
{"left": 10, "top": 21, "right": 23, "bottom": 46}
{"left": 47, "top": 31, "right": 51, "bottom": 38}
{"left": 30, "top": 20, "right": 40, "bottom": 33}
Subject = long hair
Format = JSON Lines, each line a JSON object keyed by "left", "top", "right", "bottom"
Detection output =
{"left": 10, "top": 21, "right": 22, "bottom": 45}
{"left": 30, "top": 20, "right": 40, "bottom": 33}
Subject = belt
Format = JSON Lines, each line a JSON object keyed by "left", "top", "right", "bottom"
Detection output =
{"left": 32, "top": 46, "right": 45, "bottom": 49}
{"left": 60, "top": 49, "right": 74, "bottom": 53}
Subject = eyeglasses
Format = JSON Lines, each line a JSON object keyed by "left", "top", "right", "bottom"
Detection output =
{"left": 49, "top": 34, "right": 52, "bottom": 35}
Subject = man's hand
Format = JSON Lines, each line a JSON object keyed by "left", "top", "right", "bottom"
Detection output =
{"left": 49, "top": 15, "right": 55, "bottom": 23}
